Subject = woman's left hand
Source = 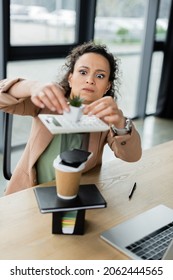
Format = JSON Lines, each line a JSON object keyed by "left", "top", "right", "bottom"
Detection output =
{"left": 83, "top": 96, "right": 125, "bottom": 128}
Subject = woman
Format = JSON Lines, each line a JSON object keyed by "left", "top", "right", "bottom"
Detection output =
{"left": 0, "top": 41, "right": 142, "bottom": 195}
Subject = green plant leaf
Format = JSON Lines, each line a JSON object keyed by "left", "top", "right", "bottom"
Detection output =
{"left": 68, "top": 96, "right": 84, "bottom": 107}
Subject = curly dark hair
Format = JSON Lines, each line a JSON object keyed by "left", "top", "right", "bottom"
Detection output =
{"left": 59, "top": 41, "right": 120, "bottom": 100}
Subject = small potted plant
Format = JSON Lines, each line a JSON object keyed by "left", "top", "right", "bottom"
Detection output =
{"left": 64, "top": 95, "right": 84, "bottom": 122}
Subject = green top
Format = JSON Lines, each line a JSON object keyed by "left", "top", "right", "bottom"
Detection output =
{"left": 36, "top": 133, "right": 83, "bottom": 184}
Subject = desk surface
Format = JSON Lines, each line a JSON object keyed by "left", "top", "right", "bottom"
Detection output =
{"left": 0, "top": 140, "right": 173, "bottom": 260}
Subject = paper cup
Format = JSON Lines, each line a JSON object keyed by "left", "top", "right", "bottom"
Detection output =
{"left": 53, "top": 156, "right": 85, "bottom": 199}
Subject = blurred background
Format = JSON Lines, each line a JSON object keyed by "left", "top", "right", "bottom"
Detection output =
{"left": 0, "top": 0, "right": 173, "bottom": 196}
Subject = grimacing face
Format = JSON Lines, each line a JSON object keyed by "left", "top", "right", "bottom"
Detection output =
{"left": 68, "top": 53, "right": 111, "bottom": 104}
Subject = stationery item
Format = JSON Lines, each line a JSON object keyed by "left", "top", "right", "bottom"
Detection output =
{"left": 61, "top": 211, "right": 78, "bottom": 234}
{"left": 52, "top": 210, "right": 86, "bottom": 235}
{"left": 128, "top": 182, "right": 137, "bottom": 199}
{"left": 100, "top": 204, "right": 173, "bottom": 260}
{"left": 38, "top": 114, "right": 109, "bottom": 134}
{"left": 34, "top": 184, "right": 107, "bottom": 213}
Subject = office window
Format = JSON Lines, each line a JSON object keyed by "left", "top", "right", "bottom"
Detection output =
{"left": 7, "top": 58, "right": 65, "bottom": 173}
{"left": 156, "top": 0, "right": 171, "bottom": 41}
{"left": 146, "top": 0, "right": 171, "bottom": 115}
{"left": 10, "top": 0, "right": 77, "bottom": 45}
{"left": 94, "top": 0, "right": 147, "bottom": 117}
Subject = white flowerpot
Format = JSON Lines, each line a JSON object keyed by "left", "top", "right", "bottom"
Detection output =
{"left": 63, "top": 105, "right": 83, "bottom": 122}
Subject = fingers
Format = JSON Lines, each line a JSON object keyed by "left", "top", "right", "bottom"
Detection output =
{"left": 49, "top": 84, "right": 70, "bottom": 113}
{"left": 103, "top": 110, "right": 125, "bottom": 127}
{"left": 31, "top": 83, "right": 70, "bottom": 114}
{"left": 83, "top": 96, "right": 125, "bottom": 127}
{"left": 31, "top": 91, "right": 45, "bottom": 109}
{"left": 83, "top": 96, "right": 117, "bottom": 118}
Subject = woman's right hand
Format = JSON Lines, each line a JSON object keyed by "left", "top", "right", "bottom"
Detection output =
{"left": 30, "top": 82, "right": 70, "bottom": 114}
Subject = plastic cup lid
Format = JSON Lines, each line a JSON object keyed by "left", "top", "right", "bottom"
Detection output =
{"left": 60, "top": 149, "right": 92, "bottom": 165}
{"left": 53, "top": 155, "right": 86, "bottom": 172}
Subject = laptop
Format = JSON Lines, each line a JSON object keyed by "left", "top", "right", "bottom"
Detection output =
{"left": 100, "top": 204, "right": 173, "bottom": 260}
{"left": 162, "top": 238, "right": 173, "bottom": 260}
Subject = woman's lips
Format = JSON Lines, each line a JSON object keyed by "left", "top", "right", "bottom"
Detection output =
{"left": 82, "top": 88, "right": 94, "bottom": 92}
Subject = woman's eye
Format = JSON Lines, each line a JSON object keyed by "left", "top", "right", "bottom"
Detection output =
{"left": 96, "top": 74, "right": 105, "bottom": 79}
{"left": 79, "top": 70, "right": 87, "bottom": 75}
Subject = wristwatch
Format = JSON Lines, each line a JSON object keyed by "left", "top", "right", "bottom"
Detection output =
{"left": 111, "top": 118, "right": 132, "bottom": 136}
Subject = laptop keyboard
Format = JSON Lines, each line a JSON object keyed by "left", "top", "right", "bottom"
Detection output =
{"left": 126, "top": 221, "right": 173, "bottom": 260}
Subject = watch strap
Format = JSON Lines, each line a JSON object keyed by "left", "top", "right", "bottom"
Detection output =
{"left": 111, "top": 118, "right": 132, "bottom": 136}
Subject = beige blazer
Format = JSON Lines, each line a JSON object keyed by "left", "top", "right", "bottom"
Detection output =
{"left": 0, "top": 78, "right": 142, "bottom": 195}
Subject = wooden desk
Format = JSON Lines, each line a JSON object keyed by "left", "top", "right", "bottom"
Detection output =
{"left": 0, "top": 140, "right": 173, "bottom": 260}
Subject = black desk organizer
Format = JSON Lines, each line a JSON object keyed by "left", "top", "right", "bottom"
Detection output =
{"left": 34, "top": 184, "right": 107, "bottom": 235}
